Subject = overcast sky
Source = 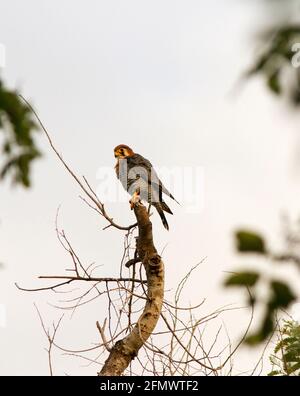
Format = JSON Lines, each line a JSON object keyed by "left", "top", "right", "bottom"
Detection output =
{"left": 1, "top": 0, "right": 300, "bottom": 375}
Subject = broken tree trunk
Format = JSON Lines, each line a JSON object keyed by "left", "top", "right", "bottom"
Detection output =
{"left": 98, "top": 200, "right": 165, "bottom": 376}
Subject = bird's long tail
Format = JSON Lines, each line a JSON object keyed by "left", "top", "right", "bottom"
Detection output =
{"left": 153, "top": 202, "right": 170, "bottom": 230}
{"left": 169, "top": 193, "right": 180, "bottom": 206}
{"left": 161, "top": 201, "right": 173, "bottom": 215}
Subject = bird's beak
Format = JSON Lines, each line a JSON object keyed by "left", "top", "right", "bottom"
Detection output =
{"left": 114, "top": 153, "right": 118, "bottom": 158}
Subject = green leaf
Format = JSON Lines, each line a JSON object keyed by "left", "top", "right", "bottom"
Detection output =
{"left": 224, "top": 271, "right": 260, "bottom": 287}
{"left": 268, "top": 370, "right": 281, "bottom": 376}
{"left": 274, "top": 337, "right": 297, "bottom": 354}
{"left": 269, "top": 281, "right": 296, "bottom": 310}
{"left": 245, "top": 25, "right": 300, "bottom": 106}
{"left": 246, "top": 312, "right": 274, "bottom": 345}
{"left": 235, "top": 230, "right": 266, "bottom": 254}
{"left": 283, "top": 351, "right": 298, "bottom": 363}
{"left": 247, "top": 282, "right": 296, "bottom": 345}
{"left": 268, "top": 70, "right": 281, "bottom": 95}
{"left": 287, "top": 362, "right": 300, "bottom": 374}
{"left": 268, "top": 320, "right": 300, "bottom": 375}
{"left": 0, "top": 78, "right": 41, "bottom": 187}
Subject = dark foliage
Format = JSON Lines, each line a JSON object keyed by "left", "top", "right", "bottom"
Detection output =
{"left": 0, "top": 78, "right": 40, "bottom": 187}
{"left": 225, "top": 229, "right": 297, "bottom": 345}
{"left": 247, "top": 25, "right": 300, "bottom": 105}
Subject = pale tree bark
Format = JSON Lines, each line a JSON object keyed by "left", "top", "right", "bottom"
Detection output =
{"left": 98, "top": 199, "right": 165, "bottom": 376}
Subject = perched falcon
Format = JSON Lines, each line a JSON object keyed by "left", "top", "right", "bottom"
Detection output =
{"left": 114, "top": 144, "right": 178, "bottom": 230}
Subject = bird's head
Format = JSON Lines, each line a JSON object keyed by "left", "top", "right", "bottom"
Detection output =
{"left": 114, "top": 144, "right": 134, "bottom": 159}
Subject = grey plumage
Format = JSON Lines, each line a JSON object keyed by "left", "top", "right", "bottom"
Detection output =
{"left": 116, "top": 153, "right": 177, "bottom": 230}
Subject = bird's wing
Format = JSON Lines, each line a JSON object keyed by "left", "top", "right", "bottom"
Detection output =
{"left": 131, "top": 154, "right": 179, "bottom": 204}
{"left": 150, "top": 167, "right": 178, "bottom": 201}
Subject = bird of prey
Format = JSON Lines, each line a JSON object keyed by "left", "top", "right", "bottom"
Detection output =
{"left": 114, "top": 144, "right": 178, "bottom": 230}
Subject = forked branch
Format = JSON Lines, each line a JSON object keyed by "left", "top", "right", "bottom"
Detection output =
{"left": 99, "top": 195, "right": 165, "bottom": 376}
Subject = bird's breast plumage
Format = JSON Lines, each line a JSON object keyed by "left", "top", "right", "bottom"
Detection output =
{"left": 114, "top": 161, "right": 120, "bottom": 179}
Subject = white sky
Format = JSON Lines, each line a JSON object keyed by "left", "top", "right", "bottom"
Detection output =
{"left": 1, "top": 0, "right": 300, "bottom": 375}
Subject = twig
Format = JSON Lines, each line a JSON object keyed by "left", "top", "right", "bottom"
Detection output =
{"left": 96, "top": 319, "right": 112, "bottom": 352}
{"left": 19, "top": 94, "right": 137, "bottom": 231}
{"left": 34, "top": 304, "right": 64, "bottom": 376}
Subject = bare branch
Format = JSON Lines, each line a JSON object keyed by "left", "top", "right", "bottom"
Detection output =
{"left": 96, "top": 319, "right": 112, "bottom": 352}
{"left": 34, "top": 304, "right": 64, "bottom": 376}
{"left": 19, "top": 94, "right": 137, "bottom": 231}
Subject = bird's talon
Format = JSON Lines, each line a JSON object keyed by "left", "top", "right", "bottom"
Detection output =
{"left": 130, "top": 190, "right": 141, "bottom": 209}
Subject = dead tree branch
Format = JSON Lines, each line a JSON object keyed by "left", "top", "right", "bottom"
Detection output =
{"left": 98, "top": 196, "right": 164, "bottom": 376}
{"left": 19, "top": 94, "right": 137, "bottom": 231}
{"left": 34, "top": 304, "right": 64, "bottom": 376}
